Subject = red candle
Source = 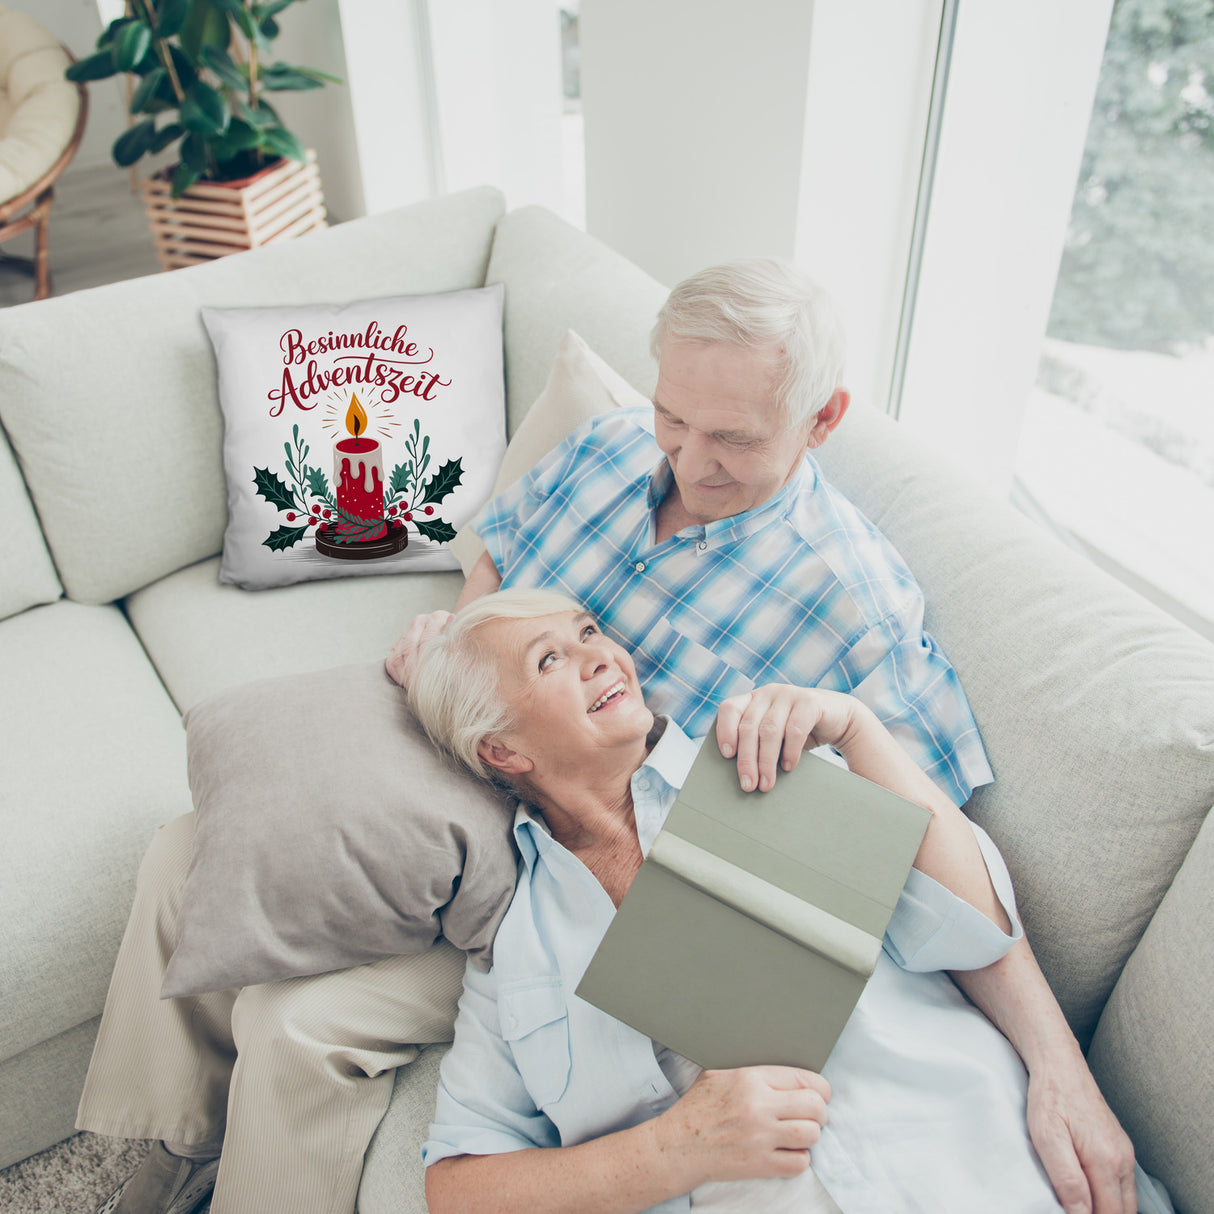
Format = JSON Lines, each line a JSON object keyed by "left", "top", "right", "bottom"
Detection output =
{"left": 334, "top": 394, "right": 386, "bottom": 540}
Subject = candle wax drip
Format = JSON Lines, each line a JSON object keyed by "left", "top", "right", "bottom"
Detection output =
{"left": 339, "top": 457, "right": 382, "bottom": 497}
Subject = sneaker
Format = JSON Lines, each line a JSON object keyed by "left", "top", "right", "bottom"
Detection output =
{"left": 96, "top": 1142, "right": 220, "bottom": 1214}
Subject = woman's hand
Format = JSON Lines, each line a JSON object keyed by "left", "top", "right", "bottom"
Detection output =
{"left": 654, "top": 1066, "right": 831, "bottom": 1185}
{"left": 715, "top": 685, "right": 861, "bottom": 792}
{"left": 386, "top": 610, "right": 453, "bottom": 688}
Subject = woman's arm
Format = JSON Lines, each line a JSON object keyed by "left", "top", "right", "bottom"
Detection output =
{"left": 715, "top": 684, "right": 1010, "bottom": 931}
{"left": 427, "top": 1065, "right": 830, "bottom": 1214}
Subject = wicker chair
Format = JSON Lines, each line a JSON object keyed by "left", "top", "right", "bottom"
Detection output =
{"left": 0, "top": 6, "right": 87, "bottom": 302}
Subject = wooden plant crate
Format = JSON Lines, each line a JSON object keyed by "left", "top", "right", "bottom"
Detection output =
{"left": 140, "top": 150, "right": 327, "bottom": 271}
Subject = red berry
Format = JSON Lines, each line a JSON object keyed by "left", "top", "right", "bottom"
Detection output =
{"left": 286, "top": 512, "right": 295, "bottom": 521}
{"left": 317, "top": 523, "right": 328, "bottom": 532}
{"left": 403, "top": 511, "right": 413, "bottom": 521}
{"left": 312, "top": 504, "right": 321, "bottom": 514}
{"left": 424, "top": 505, "right": 434, "bottom": 515}
{"left": 400, "top": 501, "right": 409, "bottom": 511}
{"left": 306, "top": 516, "right": 316, "bottom": 525}
{"left": 388, "top": 505, "right": 397, "bottom": 516}
{"left": 322, "top": 509, "right": 331, "bottom": 518}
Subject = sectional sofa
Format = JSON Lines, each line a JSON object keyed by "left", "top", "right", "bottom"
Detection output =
{"left": 1, "top": 185, "right": 1210, "bottom": 1213}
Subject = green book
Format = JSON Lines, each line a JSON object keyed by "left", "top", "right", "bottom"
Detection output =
{"left": 575, "top": 744, "right": 932, "bottom": 1072}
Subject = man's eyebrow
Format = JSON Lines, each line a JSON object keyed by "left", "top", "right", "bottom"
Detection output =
{"left": 653, "top": 398, "right": 758, "bottom": 443}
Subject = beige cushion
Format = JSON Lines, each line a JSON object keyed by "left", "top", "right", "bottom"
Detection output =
{"left": 449, "top": 329, "right": 644, "bottom": 576}
{"left": 0, "top": 186, "right": 506, "bottom": 605}
{"left": 485, "top": 205, "right": 667, "bottom": 436}
{"left": 163, "top": 663, "right": 518, "bottom": 996}
{"left": 124, "top": 555, "right": 462, "bottom": 713}
{"left": 1088, "top": 805, "right": 1214, "bottom": 1214}
{"left": 0, "top": 422, "right": 60, "bottom": 620}
{"left": 0, "top": 601, "right": 191, "bottom": 1062}
{"left": 0, "top": 8, "right": 77, "bottom": 201}
{"left": 814, "top": 402, "right": 1214, "bottom": 1046}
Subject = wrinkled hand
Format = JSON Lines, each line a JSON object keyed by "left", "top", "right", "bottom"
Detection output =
{"left": 715, "top": 684, "right": 859, "bottom": 792}
{"left": 655, "top": 1066, "right": 830, "bottom": 1185}
{"left": 385, "top": 610, "right": 453, "bottom": 689}
{"left": 1027, "top": 1063, "right": 1136, "bottom": 1214}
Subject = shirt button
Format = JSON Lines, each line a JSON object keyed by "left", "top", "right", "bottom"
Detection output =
{"left": 697, "top": 541, "right": 707, "bottom": 551}
{"left": 634, "top": 561, "right": 646, "bottom": 573}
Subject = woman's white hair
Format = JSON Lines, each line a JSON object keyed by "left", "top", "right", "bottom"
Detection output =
{"left": 650, "top": 258, "right": 847, "bottom": 429}
{"left": 407, "top": 588, "right": 586, "bottom": 782}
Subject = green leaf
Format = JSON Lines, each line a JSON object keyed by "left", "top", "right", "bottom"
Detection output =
{"left": 67, "top": 49, "right": 120, "bottom": 82}
{"left": 263, "top": 523, "right": 310, "bottom": 551}
{"left": 181, "top": 80, "right": 229, "bottom": 135}
{"left": 414, "top": 517, "right": 457, "bottom": 544}
{"left": 112, "top": 20, "right": 152, "bottom": 71}
{"left": 293, "top": 65, "right": 344, "bottom": 85}
{"left": 129, "top": 66, "right": 166, "bottom": 113}
{"left": 260, "top": 125, "right": 305, "bottom": 163}
{"left": 170, "top": 162, "right": 200, "bottom": 196}
{"left": 179, "top": 0, "right": 231, "bottom": 63}
{"left": 200, "top": 44, "right": 249, "bottom": 90}
{"left": 388, "top": 463, "right": 413, "bottom": 497}
{"left": 96, "top": 17, "right": 129, "bottom": 49}
{"left": 150, "top": 121, "right": 185, "bottom": 153}
{"left": 253, "top": 466, "right": 299, "bottom": 512}
{"left": 418, "top": 458, "right": 464, "bottom": 506}
{"left": 180, "top": 130, "right": 210, "bottom": 171}
{"left": 260, "top": 62, "right": 323, "bottom": 91}
{"left": 111, "top": 119, "right": 157, "bottom": 167}
{"left": 259, "top": 16, "right": 280, "bottom": 40}
{"left": 255, "top": 0, "right": 297, "bottom": 19}
{"left": 155, "top": 0, "right": 192, "bottom": 39}
{"left": 234, "top": 97, "right": 279, "bottom": 129}
{"left": 306, "top": 465, "right": 331, "bottom": 499}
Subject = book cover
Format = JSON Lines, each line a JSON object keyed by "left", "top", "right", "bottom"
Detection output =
{"left": 575, "top": 743, "right": 932, "bottom": 1071}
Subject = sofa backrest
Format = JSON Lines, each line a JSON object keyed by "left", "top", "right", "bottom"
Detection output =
{"left": 0, "top": 420, "right": 61, "bottom": 620}
{"left": 0, "top": 186, "right": 507, "bottom": 606}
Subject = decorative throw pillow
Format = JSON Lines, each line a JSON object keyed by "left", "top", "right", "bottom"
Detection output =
{"left": 161, "top": 662, "right": 519, "bottom": 998}
{"left": 203, "top": 285, "right": 506, "bottom": 590}
{"left": 450, "top": 329, "right": 649, "bottom": 576}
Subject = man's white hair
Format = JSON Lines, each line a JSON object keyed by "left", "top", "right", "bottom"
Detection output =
{"left": 650, "top": 258, "right": 847, "bottom": 429}
{"left": 408, "top": 588, "right": 586, "bottom": 781}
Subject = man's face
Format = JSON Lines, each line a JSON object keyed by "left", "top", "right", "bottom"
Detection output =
{"left": 477, "top": 610, "right": 653, "bottom": 778}
{"left": 652, "top": 340, "right": 816, "bottom": 524}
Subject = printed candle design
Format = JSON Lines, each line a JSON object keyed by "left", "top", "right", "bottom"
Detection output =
{"left": 334, "top": 394, "right": 386, "bottom": 540}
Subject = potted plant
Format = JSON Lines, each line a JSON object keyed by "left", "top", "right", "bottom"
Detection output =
{"left": 66, "top": 0, "right": 340, "bottom": 268}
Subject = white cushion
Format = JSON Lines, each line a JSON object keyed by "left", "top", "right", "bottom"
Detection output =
{"left": 0, "top": 423, "right": 60, "bottom": 620}
{"left": 0, "top": 601, "right": 191, "bottom": 1062}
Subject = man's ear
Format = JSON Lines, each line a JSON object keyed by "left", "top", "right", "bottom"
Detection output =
{"left": 477, "top": 738, "right": 534, "bottom": 777}
{"left": 806, "top": 388, "right": 850, "bottom": 450}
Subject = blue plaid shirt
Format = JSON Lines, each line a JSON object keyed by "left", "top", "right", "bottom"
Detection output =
{"left": 474, "top": 407, "right": 992, "bottom": 805}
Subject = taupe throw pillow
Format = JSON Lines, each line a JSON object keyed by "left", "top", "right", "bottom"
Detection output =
{"left": 162, "top": 662, "right": 518, "bottom": 998}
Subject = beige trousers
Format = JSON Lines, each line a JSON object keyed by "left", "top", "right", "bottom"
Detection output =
{"left": 76, "top": 814, "right": 466, "bottom": 1214}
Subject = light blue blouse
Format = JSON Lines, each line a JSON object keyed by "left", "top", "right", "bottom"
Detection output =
{"left": 424, "top": 721, "right": 1067, "bottom": 1212}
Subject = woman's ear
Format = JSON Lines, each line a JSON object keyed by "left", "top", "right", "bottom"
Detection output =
{"left": 477, "top": 738, "right": 534, "bottom": 777}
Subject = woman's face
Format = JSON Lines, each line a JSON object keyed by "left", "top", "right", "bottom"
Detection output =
{"left": 476, "top": 610, "right": 653, "bottom": 775}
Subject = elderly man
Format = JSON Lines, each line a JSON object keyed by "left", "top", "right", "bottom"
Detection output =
{"left": 388, "top": 260, "right": 1136, "bottom": 1214}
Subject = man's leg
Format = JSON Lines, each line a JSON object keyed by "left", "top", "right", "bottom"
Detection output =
{"left": 213, "top": 943, "right": 466, "bottom": 1214}
{"left": 77, "top": 813, "right": 236, "bottom": 1146}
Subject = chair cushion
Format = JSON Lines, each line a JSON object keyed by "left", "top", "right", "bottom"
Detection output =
{"left": 0, "top": 600, "right": 191, "bottom": 1063}
{"left": 0, "top": 421, "right": 60, "bottom": 620}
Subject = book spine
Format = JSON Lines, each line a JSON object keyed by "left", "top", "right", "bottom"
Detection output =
{"left": 648, "top": 832, "right": 882, "bottom": 977}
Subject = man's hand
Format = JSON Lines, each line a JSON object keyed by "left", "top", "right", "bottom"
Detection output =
{"left": 1026, "top": 1060, "right": 1137, "bottom": 1214}
{"left": 385, "top": 610, "right": 453, "bottom": 689}
{"left": 715, "top": 684, "right": 859, "bottom": 792}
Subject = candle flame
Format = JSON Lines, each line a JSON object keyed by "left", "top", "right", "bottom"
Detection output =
{"left": 345, "top": 393, "right": 368, "bottom": 441}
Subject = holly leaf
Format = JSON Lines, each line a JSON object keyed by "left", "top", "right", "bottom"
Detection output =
{"left": 253, "top": 466, "right": 298, "bottom": 512}
{"left": 305, "top": 465, "right": 330, "bottom": 500}
{"left": 414, "top": 517, "right": 456, "bottom": 544}
{"left": 418, "top": 458, "right": 463, "bottom": 506}
{"left": 263, "top": 523, "right": 309, "bottom": 551}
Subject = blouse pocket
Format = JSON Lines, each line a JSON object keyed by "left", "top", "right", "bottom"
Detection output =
{"left": 499, "top": 978, "right": 572, "bottom": 1109}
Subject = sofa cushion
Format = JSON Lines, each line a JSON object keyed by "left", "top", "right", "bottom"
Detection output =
{"left": 202, "top": 285, "right": 506, "bottom": 590}
{"left": 0, "top": 422, "right": 60, "bottom": 620}
{"left": 1088, "top": 803, "right": 1214, "bottom": 1214}
{"left": 485, "top": 205, "right": 668, "bottom": 436}
{"left": 813, "top": 402, "right": 1214, "bottom": 1045}
{"left": 0, "top": 186, "right": 506, "bottom": 606}
{"left": 124, "top": 555, "right": 462, "bottom": 714}
{"left": 0, "top": 601, "right": 191, "bottom": 1063}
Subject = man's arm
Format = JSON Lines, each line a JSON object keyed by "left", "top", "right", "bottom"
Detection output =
{"left": 950, "top": 942, "right": 1137, "bottom": 1214}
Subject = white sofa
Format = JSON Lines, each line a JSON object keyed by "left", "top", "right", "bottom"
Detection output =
{"left": 1, "top": 186, "right": 1211, "bottom": 1213}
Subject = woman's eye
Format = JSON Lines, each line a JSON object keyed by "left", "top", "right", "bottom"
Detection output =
{"left": 539, "top": 651, "right": 557, "bottom": 671}
{"left": 581, "top": 624, "right": 598, "bottom": 639}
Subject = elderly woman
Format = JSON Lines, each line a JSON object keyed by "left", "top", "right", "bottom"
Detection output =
{"left": 408, "top": 588, "right": 1097, "bottom": 1214}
